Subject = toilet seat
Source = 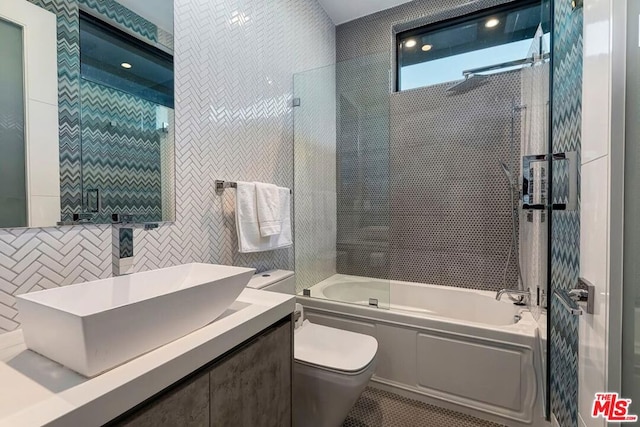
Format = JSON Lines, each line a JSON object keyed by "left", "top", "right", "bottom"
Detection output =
{"left": 294, "top": 321, "right": 377, "bottom": 375}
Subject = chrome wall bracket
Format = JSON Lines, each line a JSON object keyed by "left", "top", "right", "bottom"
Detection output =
{"left": 555, "top": 279, "right": 595, "bottom": 316}
{"left": 576, "top": 277, "right": 596, "bottom": 315}
{"left": 555, "top": 288, "right": 583, "bottom": 316}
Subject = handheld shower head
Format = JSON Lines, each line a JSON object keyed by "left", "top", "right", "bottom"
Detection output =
{"left": 499, "top": 161, "right": 516, "bottom": 187}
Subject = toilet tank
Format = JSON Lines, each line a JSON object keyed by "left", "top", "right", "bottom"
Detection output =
{"left": 247, "top": 270, "right": 295, "bottom": 295}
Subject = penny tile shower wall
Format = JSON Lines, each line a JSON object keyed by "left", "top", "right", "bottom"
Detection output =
{"left": 335, "top": 0, "right": 522, "bottom": 291}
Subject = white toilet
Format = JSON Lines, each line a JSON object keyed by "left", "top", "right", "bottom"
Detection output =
{"left": 247, "top": 270, "right": 378, "bottom": 427}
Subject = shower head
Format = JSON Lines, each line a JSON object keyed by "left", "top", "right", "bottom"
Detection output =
{"left": 446, "top": 74, "right": 489, "bottom": 95}
{"left": 499, "top": 161, "right": 516, "bottom": 187}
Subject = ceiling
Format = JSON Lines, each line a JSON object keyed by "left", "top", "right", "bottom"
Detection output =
{"left": 317, "top": 0, "right": 414, "bottom": 25}
{"left": 114, "top": 0, "right": 174, "bottom": 34}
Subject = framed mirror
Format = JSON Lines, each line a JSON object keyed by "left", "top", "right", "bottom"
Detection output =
{"left": 0, "top": 0, "right": 175, "bottom": 228}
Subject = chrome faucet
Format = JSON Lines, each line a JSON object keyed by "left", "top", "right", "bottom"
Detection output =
{"left": 496, "top": 288, "right": 531, "bottom": 304}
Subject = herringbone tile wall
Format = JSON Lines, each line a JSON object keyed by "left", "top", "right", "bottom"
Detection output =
{"left": 0, "top": 0, "right": 335, "bottom": 333}
{"left": 0, "top": 226, "right": 112, "bottom": 331}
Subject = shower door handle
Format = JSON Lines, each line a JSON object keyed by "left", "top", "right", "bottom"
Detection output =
{"left": 522, "top": 154, "right": 547, "bottom": 209}
{"left": 552, "top": 151, "right": 578, "bottom": 211}
{"left": 522, "top": 151, "right": 577, "bottom": 211}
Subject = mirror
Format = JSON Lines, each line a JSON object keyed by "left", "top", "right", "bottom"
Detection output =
{"left": 0, "top": 0, "right": 174, "bottom": 228}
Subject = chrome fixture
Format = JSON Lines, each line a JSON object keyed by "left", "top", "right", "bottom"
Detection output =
{"left": 554, "top": 288, "right": 583, "bottom": 316}
{"left": 500, "top": 101, "right": 526, "bottom": 296}
{"left": 571, "top": 0, "right": 583, "bottom": 10}
{"left": 215, "top": 180, "right": 238, "bottom": 194}
{"left": 522, "top": 151, "right": 578, "bottom": 211}
{"left": 499, "top": 160, "right": 516, "bottom": 187}
{"left": 568, "top": 278, "right": 596, "bottom": 314}
{"left": 293, "top": 310, "right": 302, "bottom": 323}
{"left": 112, "top": 213, "right": 135, "bottom": 224}
{"left": 72, "top": 213, "right": 94, "bottom": 223}
{"left": 496, "top": 288, "right": 530, "bottom": 305}
{"left": 215, "top": 180, "right": 293, "bottom": 195}
{"left": 57, "top": 214, "right": 94, "bottom": 226}
{"left": 446, "top": 74, "right": 489, "bottom": 94}
{"left": 462, "top": 53, "right": 550, "bottom": 79}
{"left": 369, "top": 298, "right": 379, "bottom": 308}
{"left": 448, "top": 53, "right": 551, "bottom": 95}
{"left": 144, "top": 223, "right": 159, "bottom": 231}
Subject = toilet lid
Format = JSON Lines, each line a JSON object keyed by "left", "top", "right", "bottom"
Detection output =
{"left": 294, "top": 321, "right": 378, "bottom": 373}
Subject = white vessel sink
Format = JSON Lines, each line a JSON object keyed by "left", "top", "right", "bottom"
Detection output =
{"left": 15, "top": 263, "right": 255, "bottom": 377}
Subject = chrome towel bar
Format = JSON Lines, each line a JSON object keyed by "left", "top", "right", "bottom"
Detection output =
{"left": 215, "top": 180, "right": 293, "bottom": 195}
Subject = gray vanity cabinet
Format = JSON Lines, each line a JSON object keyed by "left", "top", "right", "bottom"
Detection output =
{"left": 111, "top": 318, "right": 292, "bottom": 427}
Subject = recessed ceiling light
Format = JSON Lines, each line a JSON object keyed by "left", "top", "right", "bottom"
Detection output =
{"left": 421, "top": 44, "right": 433, "bottom": 52}
{"left": 121, "top": 62, "right": 132, "bottom": 69}
{"left": 405, "top": 39, "right": 417, "bottom": 48}
{"left": 485, "top": 18, "right": 500, "bottom": 28}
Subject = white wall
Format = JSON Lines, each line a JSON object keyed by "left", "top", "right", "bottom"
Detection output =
{"left": 578, "top": 0, "right": 615, "bottom": 425}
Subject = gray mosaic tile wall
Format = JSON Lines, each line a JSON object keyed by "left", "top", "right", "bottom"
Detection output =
{"left": 335, "top": 0, "right": 522, "bottom": 291}
{"left": 0, "top": 0, "right": 335, "bottom": 333}
{"left": 336, "top": 52, "right": 391, "bottom": 280}
{"left": 388, "top": 73, "right": 521, "bottom": 290}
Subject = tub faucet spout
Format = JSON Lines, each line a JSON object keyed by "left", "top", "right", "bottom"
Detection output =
{"left": 496, "top": 288, "right": 530, "bottom": 304}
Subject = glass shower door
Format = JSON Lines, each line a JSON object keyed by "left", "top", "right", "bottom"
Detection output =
{"left": 293, "top": 55, "right": 391, "bottom": 310}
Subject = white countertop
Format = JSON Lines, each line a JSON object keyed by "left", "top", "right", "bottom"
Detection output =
{"left": 0, "top": 288, "right": 295, "bottom": 427}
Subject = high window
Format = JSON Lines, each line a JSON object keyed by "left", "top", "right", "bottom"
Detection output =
{"left": 396, "top": 0, "right": 550, "bottom": 91}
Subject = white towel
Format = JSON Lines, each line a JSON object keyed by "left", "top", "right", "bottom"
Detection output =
{"left": 255, "top": 182, "right": 281, "bottom": 237}
{"left": 236, "top": 182, "right": 292, "bottom": 253}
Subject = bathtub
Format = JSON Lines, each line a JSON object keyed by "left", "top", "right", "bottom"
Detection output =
{"left": 298, "top": 274, "right": 546, "bottom": 427}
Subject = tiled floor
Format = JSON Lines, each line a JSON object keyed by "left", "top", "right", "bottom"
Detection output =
{"left": 343, "top": 387, "right": 506, "bottom": 427}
